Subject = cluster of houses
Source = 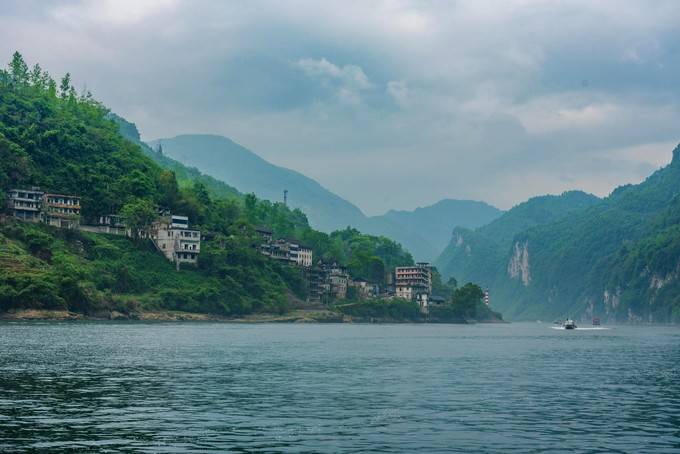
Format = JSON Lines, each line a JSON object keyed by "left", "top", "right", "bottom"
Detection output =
{"left": 7, "top": 188, "right": 443, "bottom": 310}
{"left": 6, "top": 188, "right": 201, "bottom": 268}
{"left": 254, "top": 226, "right": 438, "bottom": 308}
{"left": 7, "top": 188, "right": 82, "bottom": 229}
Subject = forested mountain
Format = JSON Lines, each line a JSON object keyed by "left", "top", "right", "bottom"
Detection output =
{"left": 152, "top": 134, "right": 501, "bottom": 260}
{"left": 0, "top": 53, "right": 413, "bottom": 317}
{"left": 436, "top": 152, "right": 680, "bottom": 323}
{"left": 149, "top": 134, "right": 367, "bottom": 233}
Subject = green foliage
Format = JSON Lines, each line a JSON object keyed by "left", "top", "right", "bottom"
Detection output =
{"left": 336, "top": 298, "right": 422, "bottom": 321}
{"left": 429, "top": 283, "right": 502, "bottom": 322}
{"left": 436, "top": 146, "right": 680, "bottom": 322}
{"left": 120, "top": 198, "right": 156, "bottom": 239}
{"left": 0, "top": 52, "right": 417, "bottom": 317}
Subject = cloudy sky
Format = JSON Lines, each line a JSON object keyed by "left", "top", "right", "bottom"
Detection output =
{"left": 2, "top": 0, "right": 680, "bottom": 214}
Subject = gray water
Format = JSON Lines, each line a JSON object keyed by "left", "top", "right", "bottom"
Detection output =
{"left": 1, "top": 322, "right": 679, "bottom": 453}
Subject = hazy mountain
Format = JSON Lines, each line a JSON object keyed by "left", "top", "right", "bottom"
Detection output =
{"left": 435, "top": 146, "right": 680, "bottom": 322}
{"left": 151, "top": 134, "right": 502, "bottom": 260}
{"left": 149, "top": 134, "right": 366, "bottom": 233}
{"left": 365, "top": 200, "right": 503, "bottom": 261}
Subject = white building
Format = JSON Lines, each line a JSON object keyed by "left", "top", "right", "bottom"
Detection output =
{"left": 150, "top": 214, "right": 201, "bottom": 266}
{"left": 289, "top": 241, "right": 313, "bottom": 267}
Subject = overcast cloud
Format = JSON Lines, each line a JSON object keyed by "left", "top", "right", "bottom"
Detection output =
{"left": 2, "top": 0, "right": 680, "bottom": 213}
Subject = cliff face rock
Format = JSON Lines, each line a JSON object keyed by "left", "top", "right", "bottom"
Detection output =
{"left": 507, "top": 241, "right": 531, "bottom": 286}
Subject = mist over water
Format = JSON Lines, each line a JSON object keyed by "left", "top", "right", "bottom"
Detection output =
{"left": 1, "top": 322, "right": 679, "bottom": 452}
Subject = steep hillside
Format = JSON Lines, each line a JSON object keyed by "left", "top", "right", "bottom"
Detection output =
{"left": 152, "top": 134, "right": 502, "bottom": 260}
{"left": 0, "top": 53, "right": 414, "bottom": 316}
{"left": 437, "top": 149, "right": 680, "bottom": 323}
{"left": 149, "top": 134, "right": 367, "bottom": 233}
{"left": 435, "top": 191, "right": 600, "bottom": 284}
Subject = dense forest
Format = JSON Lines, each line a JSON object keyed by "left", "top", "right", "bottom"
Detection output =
{"left": 436, "top": 155, "right": 680, "bottom": 323}
{"left": 0, "top": 52, "right": 415, "bottom": 317}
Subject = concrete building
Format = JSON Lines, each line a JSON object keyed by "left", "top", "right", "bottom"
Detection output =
{"left": 42, "top": 193, "right": 81, "bottom": 229}
{"left": 395, "top": 263, "right": 432, "bottom": 311}
{"left": 7, "top": 188, "right": 43, "bottom": 222}
{"left": 259, "top": 234, "right": 313, "bottom": 268}
{"left": 326, "top": 262, "right": 348, "bottom": 300}
{"left": 289, "top": 241, "right": 313, "bottom": 268}
{"left": 150, "top": 214, "right": 201, "bottom": 266}
{"left": 395, "top": 263, "right": 432, "bottom": 294}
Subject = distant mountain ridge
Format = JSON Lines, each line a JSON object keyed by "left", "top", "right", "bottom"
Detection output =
{"left": 365, "top": 199, "right": 503, "bottom": 261}
{"left": 150, "top": 134, "right": 502, "bottom": 260}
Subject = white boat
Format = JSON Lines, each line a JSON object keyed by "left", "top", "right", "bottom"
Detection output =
{"left": 563, "top": 319, "right": 577, "bottom": 329}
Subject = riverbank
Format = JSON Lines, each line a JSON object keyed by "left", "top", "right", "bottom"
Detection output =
{"left": 0, "top": 308, "right": 346, "bottom": 323}
{"left": 0, "top": 308, "right": 503, "bottom": 324}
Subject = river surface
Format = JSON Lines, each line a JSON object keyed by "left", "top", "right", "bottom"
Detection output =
{"left": 1, "top": 322, "right": 679, "bottom": 453}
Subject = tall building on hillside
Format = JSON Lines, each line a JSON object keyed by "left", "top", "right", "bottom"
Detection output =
{"left": 395, "top": 263, "right": 432, "bottom": 307}
{"left": 7, "top": 188, "right": 43, "bottom": 222}
{"left": 150, "top": 214, "right": 201, "bottom": 266}
{"left": 42, "top": 193, "right": 81, "bottom": 229}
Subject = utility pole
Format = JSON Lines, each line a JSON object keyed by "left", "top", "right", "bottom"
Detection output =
{"left": 283, "top": 189, "right": 288, "bottom": 207}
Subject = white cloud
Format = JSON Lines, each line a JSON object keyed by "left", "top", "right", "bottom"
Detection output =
{"left": 2, "top": 0, "right": 680, "bottom": 213}
{"left": 50, "top": 0, "right": 179, "bottom": 27}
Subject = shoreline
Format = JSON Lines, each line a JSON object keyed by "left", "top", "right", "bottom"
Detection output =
{"left": 0, "top": 309, "right": 503, "bottom": 324}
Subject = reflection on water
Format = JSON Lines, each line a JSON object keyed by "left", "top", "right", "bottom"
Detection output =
{"left": 1, "top": 322, "right": 680, "bottom": 452}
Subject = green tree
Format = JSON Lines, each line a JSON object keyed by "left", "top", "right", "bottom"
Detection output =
{"left": 120, "top": 198, "right": 157, "bottom": 239}
{"left": 59, "top": 73, "right": 72, "bottom": 98}
{"left": 9, "top": 51, "right": 28, "bottom": 85}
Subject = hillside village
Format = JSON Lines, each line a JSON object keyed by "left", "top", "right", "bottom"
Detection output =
{"left": 6, "top": 186, "right": 446, "bottom": 312}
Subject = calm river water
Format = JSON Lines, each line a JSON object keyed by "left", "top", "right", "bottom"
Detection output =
{"left": 1, "top": 322, "right": 679, "bottom": 453}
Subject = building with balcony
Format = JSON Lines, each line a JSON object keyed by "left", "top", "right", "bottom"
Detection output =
{"left": 42, "top": 193, "right": 81, "bottom": 229}
{"left": 395, "top": 263, "right": 432, "bottom": 307}
{"left": 7, "top": 188, "right": 43, "bottom": 222}
{"left": 150, "top": 214, "right": 201, "bottom": 266}
{"left": 259, "top": 235, "right": 313, "bottom": 268}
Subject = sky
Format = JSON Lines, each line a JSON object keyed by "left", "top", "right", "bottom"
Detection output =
{"left": 2, "top": 0, "right": 680, "bottom": 215}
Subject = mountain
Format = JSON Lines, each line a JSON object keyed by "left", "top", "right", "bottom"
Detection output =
{"left": 364, "top": 200, "right": 503, "bottom": 261}
{"left": 435, "top": 191, "right": 600, "bottom": 296}
{"left": 151, "top": 134, "right": 502, "bottom": 260}
{"left": 436, "top": 148, "right": 680, "bottom": 323}
{"left": 0, "top": 53, "right": 415, "bottom": 317}
{"left": 149, "top": 134, "right": 366, "bottom": 233}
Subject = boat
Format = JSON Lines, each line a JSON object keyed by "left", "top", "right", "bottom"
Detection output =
{"left": 592, "top": 317, "right": 601, "bottom": 326}
{"left": 563, "top": 319, "right": 577, "bottom": 329}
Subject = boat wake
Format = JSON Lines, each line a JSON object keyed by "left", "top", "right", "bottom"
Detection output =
{"left": 551, "top": 326, "right": 611, "bottom": 330}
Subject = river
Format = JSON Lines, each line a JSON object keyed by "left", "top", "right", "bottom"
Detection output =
{"left": 1, "top": 322, "right": 679, "bottom": 452}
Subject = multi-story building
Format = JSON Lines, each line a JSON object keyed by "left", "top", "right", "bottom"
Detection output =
{"left": 395, "top": 263, "right": 432, "bottom": 306}
{"left": 259, "top": 235, "right": 313, "bottom": 268}
{"left": 150, "top": 214, "right": 201, "bottom": 266}
{"left": 326, "top": 262, "right": 348, "bottom": 300}
{"left": 289, "top": 241, "right": 313, "bottom": 267}
{"left": 42, "top": 193, "right": 81, "bottom": 229}
{"left": 7, "top": 188, "right": 43, "bottom": 222}
{"left": 305, "top": 266, "right": 324, "bottom": 303}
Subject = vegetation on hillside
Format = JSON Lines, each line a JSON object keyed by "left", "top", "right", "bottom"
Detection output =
{"left": 0, "top": 52, "right": 414, "bottom": 316}
{"left": 435, "top": 150, "right": 680, "bottom": 323}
